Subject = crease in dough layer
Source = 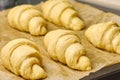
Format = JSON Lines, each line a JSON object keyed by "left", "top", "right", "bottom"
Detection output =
{"left": 0, "top": 38, "right": 47, "bottom": 79}
{"left": 85, "top": 21, "right": 120, "bottom": 54}
{"left": 44, "top": 29, "right": 92, "bottom": 71}
{"left": 7, "top": 5, "right": 47, "bottom": 36}
{"left": 41, "top": 0, "right": 85, "bottom": 30}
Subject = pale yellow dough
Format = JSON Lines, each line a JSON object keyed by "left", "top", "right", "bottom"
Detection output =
{"left": 85, "top": 21, "right": 120, "bottom": 54}
{"left": 41, "top": 0, "right": 85, "bottom": 30}
{"left": 44, "top": 29, "right": 92, "bottom": 71}
{"left": 0, "top": 38, "right": 47, "bottom": 79}
{"left": 7, "top": 5, "right": 47, "bottom": 36}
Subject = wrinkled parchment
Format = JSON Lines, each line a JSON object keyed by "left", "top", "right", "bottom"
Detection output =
{"left": 1, "top": 0, "right": 120, "bottom": 80}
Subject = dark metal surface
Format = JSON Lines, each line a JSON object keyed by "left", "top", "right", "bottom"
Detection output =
{"left": 16, "top": 0, "right": 46, "bottom": 5}
{"left": 0, "top": 0, "right": 16, "bottom": 10}
{"left": 0, "top": 0, "right": 46, "bottom": 10}
{"left": 80, "top": 63, "right": 120, "bottom": 80}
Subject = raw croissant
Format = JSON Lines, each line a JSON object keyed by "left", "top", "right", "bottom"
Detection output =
{"left": 0, "top": 38, "right": 47, "bottom": 79}
{"left": 85, "top": 21, "right": 120, "bottom": 54}
{"left": 44, "top": 29, "right": 91, "bottom": 71}
{"left": 7, "top": 5, "right": 47, "bottom": 36}
{"left": 41, "top": 0, "right": 85, "bottom": 30}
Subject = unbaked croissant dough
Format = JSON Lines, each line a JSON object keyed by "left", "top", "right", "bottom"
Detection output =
{"left": 85, "top": 21, "right": 120, "bottom": 54}
{"left": 7, "top": 5, "right": 47, "bottom": 36}
{"left": 0, "top": 38, "right": 47, "bottom": 79}
{"left": 41, "top": 0, "right": 85, "bottom": 30}
{"left": 44, "top": 29, "right": 92, "bottom": 71}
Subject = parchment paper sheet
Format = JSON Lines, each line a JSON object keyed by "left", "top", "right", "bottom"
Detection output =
{"left": 1, "top": 0, "right": 120, "bottom": 80}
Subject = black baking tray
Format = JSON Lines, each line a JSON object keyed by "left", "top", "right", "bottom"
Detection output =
{"left": 16, "top": 0, "right": 120, "bottom": 80}
{"left": 77, "top": 0, "right": 120, "bottom": 80}
{"left": 80, "top": 63, "right": 120, "bottom": 80}
{"left": 47, "top": 0, "right": 120, "bottom": 79}
{"left": 35, "top": 0, "right": 120, "bottom": 79}
{"left": 2, "top": 0, "right": 120, "bottom": 80}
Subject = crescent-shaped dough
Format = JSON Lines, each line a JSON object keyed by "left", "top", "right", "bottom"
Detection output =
{"left": 41, "top": 0, "right": 85, "bottom": 30}
{"left": 0, "top": 38, "right": 47, "bottom": 79}
{"left": 85, "top": 21, "right": 120, "bottom": 54}
{"left": 44, "top": 29, "right": 92, "bottom": 71}
{"left": 7, "top": 5, "right": 47, "bottom": 36}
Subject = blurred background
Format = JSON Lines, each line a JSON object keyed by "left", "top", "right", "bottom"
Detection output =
{"left": 0, "top": 0, "right": 45, "bottom": 11}
{"left": 78, "top": 0, "right": 120, "bottom": 15}
{"left": 79, "top": 0, "right": 120, "bottom": 11}
{"left": 0, "top": 0, "right": 120, "bottom": 12}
